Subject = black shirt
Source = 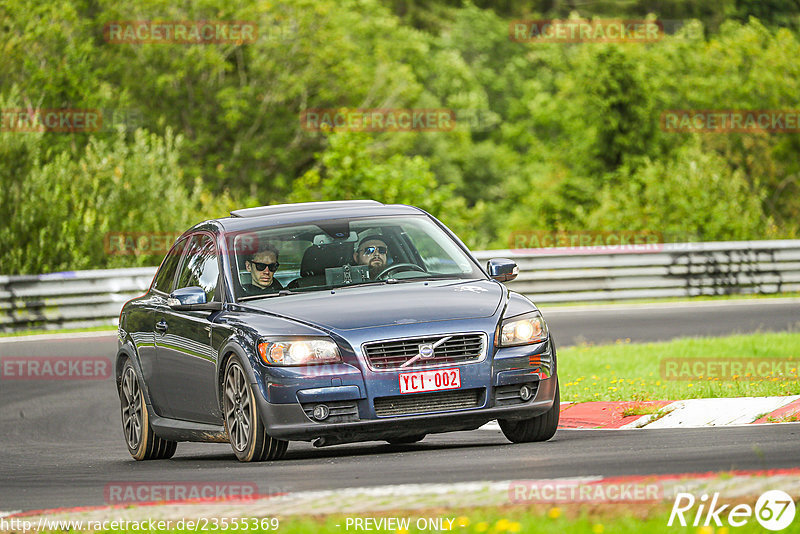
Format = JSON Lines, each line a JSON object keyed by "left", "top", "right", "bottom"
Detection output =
{"left": 242, "top": 279, "right": 284, "bottom": 296}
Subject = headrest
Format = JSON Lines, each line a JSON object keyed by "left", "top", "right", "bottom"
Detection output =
{"left": 300, "top": 242, "right": 353, "bottom": 277}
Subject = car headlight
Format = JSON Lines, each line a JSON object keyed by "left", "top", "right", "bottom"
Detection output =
{"left": 497, "top": 311, "right": 548, "bottom": 347}
{"left": 257, "top": 338, "right": 341, "bottom": 366}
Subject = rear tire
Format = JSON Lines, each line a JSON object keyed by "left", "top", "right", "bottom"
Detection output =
{"left": 499, "top": 381, "right": 560, "bottom": 443}
{"left": 120, "top": 360, "right": 177, "bottom": 460}
{"left": 385, "top": 434, "right": 426, "bottom": 445}
{"left": 222, "top": 355, "right": 288, "bottom": 462}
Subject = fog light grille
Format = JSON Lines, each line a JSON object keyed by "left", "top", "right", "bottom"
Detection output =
{"left": 301, "top": 400, "right": 359, "bottom": 423}
{"left": 494, "top": 382, "right": 539, "bottom": 406}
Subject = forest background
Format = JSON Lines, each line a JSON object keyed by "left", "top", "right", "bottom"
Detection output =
{"left": 2, "top": 0, "right": 799, "bottom": 274}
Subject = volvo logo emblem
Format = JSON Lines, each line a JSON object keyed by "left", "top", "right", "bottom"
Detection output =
{"left": 418, "top": 343, "right": 435, "bottom": 358}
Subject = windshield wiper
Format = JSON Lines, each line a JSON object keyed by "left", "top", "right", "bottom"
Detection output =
{"left": 387, "top": 274, "right": 466, "bottom": 283}
{"left": 238, "top": 289, "right": 295, "bottom": 302}
{"left": 330, "top": 280, "right": 388, "bottom": 290}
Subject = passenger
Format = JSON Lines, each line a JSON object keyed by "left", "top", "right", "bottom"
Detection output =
{"left": 353, "top": 235, "right": 389, "bottom": 279}
{"left": 243, "top": 243, "right": 283, "bottom": 294}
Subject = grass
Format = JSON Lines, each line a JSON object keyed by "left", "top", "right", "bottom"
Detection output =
{"left": 766, "top": 412, "right": 800, "bottom": 423}
{"left": 35, "top": 503, "right": 774, "bottom": 533}
{"left": 273, "top": 506, "right": 771, "bottom": 533}
{"left": 560, "top": 332, "right": 800, "bottom": 402}
{"left": 620, "top": 405, "right": 664, "bottom": 417}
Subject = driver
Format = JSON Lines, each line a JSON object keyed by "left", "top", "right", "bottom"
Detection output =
{"left": 353, "top": 235, "right": 389, "bottom": 279}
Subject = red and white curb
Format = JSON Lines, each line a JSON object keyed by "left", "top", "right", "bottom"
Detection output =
{"left": 481, "top": 395, "right": 800, "bottom": 431}
{"left": 624, "top": 395, "right": 800, "bottom": 429}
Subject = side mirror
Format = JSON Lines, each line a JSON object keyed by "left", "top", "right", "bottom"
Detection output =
{"left": 168, "top": 287, "right": 221, "bottom": 311}
{"left": 487, "top": 258, "right": 519, "bottom": 282}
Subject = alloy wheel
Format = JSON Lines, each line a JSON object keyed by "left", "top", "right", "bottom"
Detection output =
{"left": 121, "top": 366, "right": 143, "bottom": 450}
{"left": 224, "top": 361, "right": 252, "bottom": 452}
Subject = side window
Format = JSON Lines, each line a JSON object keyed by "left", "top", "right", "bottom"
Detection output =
{"left": 153, "top": 237, "right": 188, "bottom": 293}
{"left": 175, "top": 234, "right": 220, "bottom": 301}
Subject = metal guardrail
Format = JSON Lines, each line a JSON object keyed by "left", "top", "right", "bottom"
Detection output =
{"left": 0, "top": 267, "right": 157, "bottom": 332}
{"left": 2, "top": 240, "right": 799, "bottom": 332}
{"left": 473, "top": 240, "right": 800, "bottom": 303}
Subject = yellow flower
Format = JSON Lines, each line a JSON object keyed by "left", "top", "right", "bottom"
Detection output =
{"left": 695, "top": 526, "right": 714, "bottom": 534}
{"left": 718, "top": 527, "right": 730, "bottom": 534}
{"left": 396, "top": 530, "right": 408, "bottom": 534}
{"left": 547, "top": 507, "right": 561, "bottom": 519}
{"left": 495, "top": 519, "right": 511, "bottom": 531}
{"left": 592, "top": 524, "right": 604, "bottom": 534}
{"left": 475, "top": 522, "right": 489, "bottom": 533}
{"left": 456, "top": 516, "right": 469, "bottom": 528}
{"left": 508, "top": 522, "right": 521, "bottom": 533}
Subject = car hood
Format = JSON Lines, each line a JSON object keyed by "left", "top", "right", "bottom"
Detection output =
{"left": 241, "top": 279, "right": 504, "bottom": 331}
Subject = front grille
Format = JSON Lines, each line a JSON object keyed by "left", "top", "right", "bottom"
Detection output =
{"left": 494, "top": 382, "right": 539, "bottom": 406}
{"left": 374, "top": 389, "right": 481, "bottom": 417}
{"left": 301, "top": 400, "right": 359, "bottom": 423}
{"left": 363, "top": 333, "right": 485, "bottom": 370}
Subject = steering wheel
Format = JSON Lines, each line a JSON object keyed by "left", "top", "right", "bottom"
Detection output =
{"left": 374, "top": 263, "right": 426, "bottom": 279}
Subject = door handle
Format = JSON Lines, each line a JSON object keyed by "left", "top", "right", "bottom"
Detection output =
{"left": 155, "top": 320, "right": 168, "bottom": 334}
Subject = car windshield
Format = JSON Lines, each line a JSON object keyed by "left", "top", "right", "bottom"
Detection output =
{"left": 229, "top": 215, "right": 484, "bottom": 300}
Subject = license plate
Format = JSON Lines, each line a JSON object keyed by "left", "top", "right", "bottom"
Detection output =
{"left": 399, "top": 368, "right": 461, "bottom": 394}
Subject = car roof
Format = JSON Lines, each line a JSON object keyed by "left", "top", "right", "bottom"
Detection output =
{"left": 206, "top": 200, "right": 427, "bottom": 233}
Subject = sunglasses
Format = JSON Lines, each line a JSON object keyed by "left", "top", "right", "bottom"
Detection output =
{"left": 250, "top": 261, "right": 279, "bottom": 272}
{"left": 360, "top": 246, "right": 387, "bottom": 255}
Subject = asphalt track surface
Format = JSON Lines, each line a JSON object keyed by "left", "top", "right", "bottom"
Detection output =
{"left": 1, "top": 299, "right": 798, "bottom": 512}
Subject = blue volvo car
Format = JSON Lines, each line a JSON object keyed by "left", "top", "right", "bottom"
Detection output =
{"left": 116, "top": 200, "right": 559, "bottom": 462}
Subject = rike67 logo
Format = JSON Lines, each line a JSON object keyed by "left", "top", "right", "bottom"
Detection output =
{"left": 669, "top": 490, "right": 796, "bottom": 531}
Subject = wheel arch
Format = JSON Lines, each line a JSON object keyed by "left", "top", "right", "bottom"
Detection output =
{"left": 216, "top": 339, "right": 261, "bottom": 413}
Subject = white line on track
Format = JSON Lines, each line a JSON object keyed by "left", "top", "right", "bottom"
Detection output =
{"left": 0, "top": 331, "right": 117, "bottom": 344}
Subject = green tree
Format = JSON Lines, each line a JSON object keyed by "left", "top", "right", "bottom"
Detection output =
{"left": 287, "top": 131, "right": 487, "bottom": 247}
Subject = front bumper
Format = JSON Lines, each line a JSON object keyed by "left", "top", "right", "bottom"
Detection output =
{"left": 252, "top": 339, "right": 558, "bottom": 445}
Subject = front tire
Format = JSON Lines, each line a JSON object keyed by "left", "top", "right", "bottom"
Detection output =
{"left": 222, "top": 355, "right": 288, "bottom": 462}
{"left": 499, "top": 381, "right": 560, "bottom": 443}
{"left": 120, "top": 360, "right": 177, "bottom": 460}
